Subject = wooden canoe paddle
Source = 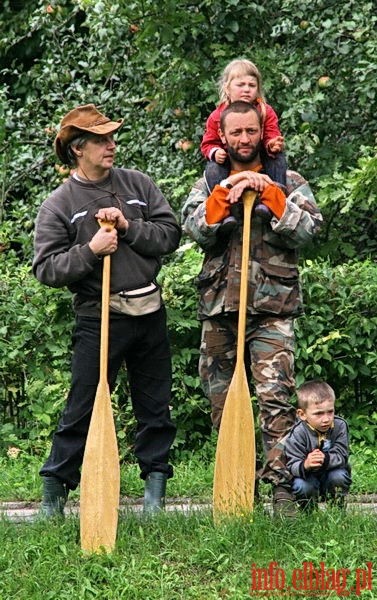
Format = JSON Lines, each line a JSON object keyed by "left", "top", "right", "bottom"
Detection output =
{"left": 213, "top": 190, "right": 257, "bottom": 522}
{"left": 80, "top": 220, "right": 120, "bottom": 554}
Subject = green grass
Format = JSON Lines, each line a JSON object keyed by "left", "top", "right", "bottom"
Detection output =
{"left": 0, "top": 507, "right": 376, "bottom": 599}
{"left": 1, "top": 440, "right": 376, "bottom": 503}
{"left": 348, "top": 444, "right": 377, "bottom": 495}
{"left": 0, "top": 455, "right": 216, "bottom": 503}
{"left": 0, "top": 443, "right": 376, "bottom": 599}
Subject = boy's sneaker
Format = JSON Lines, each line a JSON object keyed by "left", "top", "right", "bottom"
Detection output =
{"left": 273, "top": 485, "right": 298, "bottom": 519}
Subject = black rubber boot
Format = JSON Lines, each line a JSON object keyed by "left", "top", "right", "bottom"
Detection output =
{"left": 40, "top": 475, "right": 68, "bottom": 518}
{"left": 143, "top": 472, "right": 167, "bottom": 516}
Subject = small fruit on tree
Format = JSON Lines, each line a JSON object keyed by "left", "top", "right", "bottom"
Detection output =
{"left": 55, "top": 164, "right": 70, "bottom": 175}
{"left": 317, "top": 76, "right": 331, "bottom": 89}
{"left": 177, "top": 140, "right": 193, "bottom": 152}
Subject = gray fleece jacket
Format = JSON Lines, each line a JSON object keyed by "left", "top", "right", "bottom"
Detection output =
{"left": 285, "top": 416, "right": 351, "bottom": 480}
{"left": 33, "top": 168, "right": 181, "bottom": 316}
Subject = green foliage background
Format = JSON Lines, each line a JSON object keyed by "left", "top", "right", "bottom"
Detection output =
{"left": 0, "top": 0, "right": 377, "bottom": 458}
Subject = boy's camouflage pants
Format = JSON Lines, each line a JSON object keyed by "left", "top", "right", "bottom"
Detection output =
{"left": 199, "top": 313, "right": 296, "bottom": 486}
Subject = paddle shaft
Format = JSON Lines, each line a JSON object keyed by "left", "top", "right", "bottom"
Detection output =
{"left": 236, "top": 190, "right": 256, "bottom": 365}
{"left": 98, "top": 219, "right": 114, "bottom": 382}
{"left": 99, "top": 253, "right": 111, "bottom": 382}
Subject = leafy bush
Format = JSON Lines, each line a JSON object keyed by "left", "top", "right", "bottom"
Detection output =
{"left": 313, "top": 152, "right": 377, "bottom": 262}
{"left": 296, "top": 258, "right": 377, "bottom": 444}
{"left": 159, "top": 243, "right": 211, "bottom": 457}
{"left": 0, "top": 254, "right": 72, "bottom": 450}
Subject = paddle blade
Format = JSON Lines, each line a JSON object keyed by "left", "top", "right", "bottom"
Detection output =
{"left": 213, "top": 364, "right": 256, "bottom": 521}
{"left": 80, "top": 379, "right": 120, "bottom": 554}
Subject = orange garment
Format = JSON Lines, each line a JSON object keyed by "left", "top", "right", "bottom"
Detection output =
{"left": 205, "top": 187, "right": 231, "bottom": 224}
{"left": 260, "top": 184, "right": 286, "bottom": 219}
{"left": 205, "top": 166, "right": 286, "bottom": 224}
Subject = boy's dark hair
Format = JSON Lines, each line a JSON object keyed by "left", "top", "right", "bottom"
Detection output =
{"left": 297, "top": 380, "right": 336, "bottom": 410}
{"left": 220, "top": 100, "right": 262, "bottom": 132}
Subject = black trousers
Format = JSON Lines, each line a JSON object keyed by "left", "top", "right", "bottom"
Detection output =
{"left": 40, "top": 306, "right": 176, "bottom": 489}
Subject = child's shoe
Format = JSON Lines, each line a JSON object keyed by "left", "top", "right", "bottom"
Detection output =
{"left": 254, "top": 202, "right": 273, "bottom": 222}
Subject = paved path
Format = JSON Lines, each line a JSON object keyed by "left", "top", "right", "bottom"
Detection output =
{"left": 0, "top": 498, "right": 208, "bottom": 522}
{"left": 1, "top": 495, "right": 376, "bottom": 522}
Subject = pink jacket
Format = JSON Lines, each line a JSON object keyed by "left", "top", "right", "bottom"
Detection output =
{"left": 200, "top": 100, "right": 281, "bottom": 160}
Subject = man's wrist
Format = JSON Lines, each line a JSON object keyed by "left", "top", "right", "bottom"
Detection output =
{"left": 117, "top": 219, "right": 129, "bottom": 234}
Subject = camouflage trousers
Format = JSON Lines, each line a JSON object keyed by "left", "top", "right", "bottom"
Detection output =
{"left": 199, "top": 313, "right": 296, "bottom": 486}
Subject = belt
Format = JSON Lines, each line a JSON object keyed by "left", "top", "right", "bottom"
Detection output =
{"left": 118, "top": 282, "right": 157, "bottom": 298}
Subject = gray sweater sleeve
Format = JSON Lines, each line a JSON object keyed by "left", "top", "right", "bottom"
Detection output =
{"left": 285, "top": 425, "right": 309, "bottom": 479}
{"left": 323, "top": 419, "right": 350, "bottom": 471}
{"left": 33, "top": 202, "right": 101, "bottom": 288}
{"left": 121, "top": 176, "right": 181, "bottom": 256}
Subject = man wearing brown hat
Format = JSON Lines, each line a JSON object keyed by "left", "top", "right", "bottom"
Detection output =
{"left": 33, "top": 104, "right": 181, "bottom": 517}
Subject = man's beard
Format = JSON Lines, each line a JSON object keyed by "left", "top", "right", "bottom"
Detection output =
{"left": 226, "top": 140, "right": 261, "bottom": 164}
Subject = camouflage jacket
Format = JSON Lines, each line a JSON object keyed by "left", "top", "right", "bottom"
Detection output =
{"left": 181, "top": 171, "right": 322, "bottom": 320}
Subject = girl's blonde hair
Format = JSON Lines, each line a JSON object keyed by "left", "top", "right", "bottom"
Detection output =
{"left": 218, "top": 59, "right": 266, "bottom": 104}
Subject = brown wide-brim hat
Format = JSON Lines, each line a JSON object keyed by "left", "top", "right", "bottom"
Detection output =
{"left": 54, "top": 103, "right": 124, "bottom": 164}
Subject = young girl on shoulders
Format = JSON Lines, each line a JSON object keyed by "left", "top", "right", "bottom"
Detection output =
{"left": 201, "top": 58, "right": 287, "bottom": 192}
